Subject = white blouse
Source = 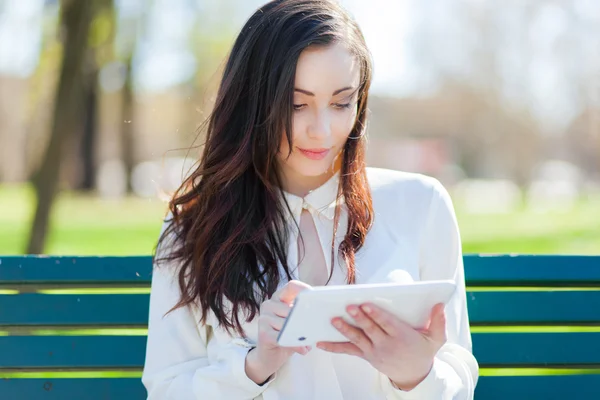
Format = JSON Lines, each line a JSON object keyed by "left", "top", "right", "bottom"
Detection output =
{"left": 142, "top": 167, "right": 479, "bottom": 399}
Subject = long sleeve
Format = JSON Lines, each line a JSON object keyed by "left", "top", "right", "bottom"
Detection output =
{"left": 142, "top": 218, "right": 273, "bottom": 399}
{"left": 381, "top": 178, "right": 479, "bottom": 399}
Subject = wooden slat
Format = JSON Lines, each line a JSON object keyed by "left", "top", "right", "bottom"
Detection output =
{"left": 473, "top": 333, "right": 600, "bottom": 366}
{"left": 0, "top": 336, "right": 146, "bottom": 369}
{"left": 2, "top": 290, "right": 599, "bottom": 327}
{"left": 0, "top": 375, "right": 598, "bottom": 400}
{"left": 2, "top": 333, "right": 599, "bottom": 369}
{"left": 3, "top": 255, "right": 600, "bottom": 286}
{"left": 0, "top": 378, "right": 146, "bottom": 400}
{"left": 464, "top": 255, "right": 600, "bottom": 285}
{"left": 475, "top": 374, "right": 600, "bottom": 400}
{"left": 0, "top": 294, "right": 149, "bottom": 326}
{"left": 467, "top": 291, "right": 600, "bottom": 325}
{"left": 0, "top": 256, "right": 152, "bottom": 284}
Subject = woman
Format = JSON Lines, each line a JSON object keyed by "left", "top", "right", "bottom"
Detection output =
{"left": 142, "top": 0, "right": 479, "bottom": 399}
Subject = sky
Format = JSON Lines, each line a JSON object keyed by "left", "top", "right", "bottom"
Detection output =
{"left": 0, "top": 0, "right": 45, "bottom": 78}
{"left": 0, "top": 0, "right": 599, "bottom": 130}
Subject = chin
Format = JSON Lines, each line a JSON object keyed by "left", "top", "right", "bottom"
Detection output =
{"left": 292, "top": 160, "right": 335, "bottom": 177}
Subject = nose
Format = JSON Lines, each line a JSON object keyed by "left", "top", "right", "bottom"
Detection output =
{"left": 307, "top": 109, "right": 332, "bottom": 140}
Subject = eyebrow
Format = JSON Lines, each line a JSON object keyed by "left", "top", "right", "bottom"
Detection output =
{"left": 294, "top": 86, "right": 355, "bottom": 96}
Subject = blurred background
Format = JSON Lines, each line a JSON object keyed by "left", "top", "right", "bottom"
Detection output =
{"left": 0, "top": 0, "right": 598, "bottom": 256}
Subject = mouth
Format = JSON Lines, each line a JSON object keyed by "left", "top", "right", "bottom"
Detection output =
{"left": 297, "top": 147, "right": 330, "bottom": 160}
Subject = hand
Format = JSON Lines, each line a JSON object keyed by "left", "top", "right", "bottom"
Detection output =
{"left": 316, "top": 303, "right": 447, "bottom": 391}
{"left": 245, "top": 280, "right": 312, "bottom": 385}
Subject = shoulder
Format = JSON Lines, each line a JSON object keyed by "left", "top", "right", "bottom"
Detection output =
{"left": 153, "top": 210, "right": 183, "bottom": 275}
{"left": 365, "top": 167, "right": 447, "bottom": 207}
{"left": 156, "top": 211, "right": 177, "bottom": 252}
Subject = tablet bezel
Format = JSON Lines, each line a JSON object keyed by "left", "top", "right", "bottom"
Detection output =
{"left": 276, "top": 280, "right": 456, "bottom": 347}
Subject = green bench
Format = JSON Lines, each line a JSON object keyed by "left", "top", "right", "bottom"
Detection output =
{"left": 1, "top": 255, "right": 599, "bottom": 399}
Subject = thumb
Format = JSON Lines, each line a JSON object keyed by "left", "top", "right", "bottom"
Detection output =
{"left": 277, "top": 280, "right": 312, "bottom": 304}
{"left": 426, "top": 303, "right": 447, "bottom": 345}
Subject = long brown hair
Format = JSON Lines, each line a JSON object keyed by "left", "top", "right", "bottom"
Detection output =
{"left": 155, "top": 0, "right": 374, "bottom": 336}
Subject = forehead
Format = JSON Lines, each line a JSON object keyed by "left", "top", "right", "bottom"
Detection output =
{"left": 294, "top": 43, "right": 361, "bottom": 94}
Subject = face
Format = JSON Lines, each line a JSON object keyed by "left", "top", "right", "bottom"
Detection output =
{"left": 277, "top": 42, "right": 361, "bottom": 191}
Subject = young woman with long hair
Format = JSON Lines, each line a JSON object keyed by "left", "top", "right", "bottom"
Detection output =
{"left": 142, "top": 0, "right": 479, "bottom": 398}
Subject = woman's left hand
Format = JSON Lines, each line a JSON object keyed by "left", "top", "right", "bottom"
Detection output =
{"left": 316, "top": 303, "right": 447, "bottom": 391}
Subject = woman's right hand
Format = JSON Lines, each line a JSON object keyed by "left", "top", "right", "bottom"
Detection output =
{"left": 245, "top": 280, "right": 312, "bottom": 384}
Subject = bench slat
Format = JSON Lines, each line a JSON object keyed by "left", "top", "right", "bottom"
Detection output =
{"left": 475, "top": 374, "right": 600, "bottom": 400}
{"left": 0, "top": 294, "right": 149, "bottom": 326}
{"left": 3, "top": 255, "right": 600, "bottom": 285}
{"left": 0, "top": 375, "right": 598, "bottom": 400}
{"left": 468, "top": 290, "right": 600, "bottom": 324}
{"left": 474, "top": 332, "right": 600, "bottom": 366}
{"left": 3, "top": 291, "right": 600, "bottom": 326}
{"left": 0, "top": 378, "right": 146, "bottom": 400}
{"left": 464, "top": 255, "right": 600, "bottom": 284}
{"left": 0, "top": 336, "right": 146, "bottom": 369}
{"left": 2, "top": 333, "right": 600, "bottom": 369}
{"left": 0, "top": 256, "right": 152, "bottom": 284}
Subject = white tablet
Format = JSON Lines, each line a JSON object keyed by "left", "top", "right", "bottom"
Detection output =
{"left": 277, "top": 280, "right": 456, "bottom": 347}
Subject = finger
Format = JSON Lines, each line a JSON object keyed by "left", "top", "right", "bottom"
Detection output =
{"left": 292, "top": 346, "right": 312, "bottom": 355}
{"left": 275, "top": 280, "right": 312, "bottom": 304}
{"left": 360, "top": 303, "right": 401, "bottom": 336}
{"left": 331, "top": 317, "right": 372, "bottom": 353}
{"left": 258, "top": 325, "right": 280, "bottom": 346}
{"left": 262, "top": 299, "right": 293, "bottom": 318}
{"left": 347, "top": 305, "right": 387, "bottom": 343}
{"left": 259, "top": 325, "right": 310, "bottom": 353}
{"left": 316, "top": 341, "right": 363, "bottom": 357}
{"left": 425, "top": 303, "right": 447, "bottom": 345}
{"left": 260, "top": 315, "right": 285, "bottom": 331}
{"left": 420, "top": 306, "right": 433, "bottom": 331}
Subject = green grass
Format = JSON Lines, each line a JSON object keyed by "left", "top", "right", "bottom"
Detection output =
{"left": 1, "top": 183, "right": 599, "bottom": 255}
{"left": 0, "top": 184, "right": 166, "bottom": 255}
{"left": 459, "top": 198, "right": 600, "bottom": 254}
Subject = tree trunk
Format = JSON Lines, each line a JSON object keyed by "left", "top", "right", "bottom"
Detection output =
{"left": 79, "top": 68, "right": 99, "bottom": 190}
{"left": 121, "top": 55, "right": 136, "bottom": 194}
{"left": 26, "top": 0, "right": 95, "bottom": 254}
{"left": 78, "top": 0, "right": 115, "bottom": 191}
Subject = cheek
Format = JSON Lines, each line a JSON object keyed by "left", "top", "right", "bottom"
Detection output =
{"left": 279, "top": 135, "right": 291, "bottom": 153}
{"left": 288, "top": 108, "right": 358, "bottom": 150}
{"left": 277, "top": 135, "right": 292, "bottom": 165}
{"left": 333, "top": 109, "right": 358, "bottom": 143}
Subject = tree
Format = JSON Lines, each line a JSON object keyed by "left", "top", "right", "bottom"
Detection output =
{"left": 26, "top": 0, "right": 95, "bottom": 254}
{"left": 78, "top": 0, "right": 116, "bottom": 190}
{"left": 117, "top": 3, "right": 145, "bottom": 194}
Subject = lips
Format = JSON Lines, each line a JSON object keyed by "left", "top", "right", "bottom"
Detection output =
{"left": 297, "top": 148, "right": 330, "bottom": 160}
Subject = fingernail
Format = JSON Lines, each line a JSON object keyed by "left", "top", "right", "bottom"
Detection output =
{"left": 333, "top": 319, "right": 342, "bottom": 328}
{"left": 362, "top": 305, "right": 372, "bottom": 314}
{"left": 348, "top": 307, "right": 358, "bottom": 316}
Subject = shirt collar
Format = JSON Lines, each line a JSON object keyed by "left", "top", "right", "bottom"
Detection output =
{"left": 280, "top": 171, "right": 342, "bottom": 221}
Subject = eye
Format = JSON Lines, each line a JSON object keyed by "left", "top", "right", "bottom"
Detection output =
{"left": 293, "top": 104, "right": 307, "bottom": 111}
{"left": 332, "top": 103, "right": 352, "bottom": 110}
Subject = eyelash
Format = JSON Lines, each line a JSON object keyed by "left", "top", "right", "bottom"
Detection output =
{"left": 293, "top": 103, "right": 352, "bottom": 111}
{"left": 334, "top": 103, "right": 352, "bottom": 109}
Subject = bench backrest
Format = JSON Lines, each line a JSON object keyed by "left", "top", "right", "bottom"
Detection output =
{"left": 0, "top": 255, "right": 599, "bottom": 399}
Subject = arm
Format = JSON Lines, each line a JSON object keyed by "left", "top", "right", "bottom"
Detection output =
{"left": 381, "top": 178, "right": 479, "bottom": 399}
{"left": 142, "top": 219, "right": 274, "bottom": 400}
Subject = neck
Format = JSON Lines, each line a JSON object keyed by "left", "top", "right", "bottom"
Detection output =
{"left": 280, "top": 158, "right": 342, "bottom": 198}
